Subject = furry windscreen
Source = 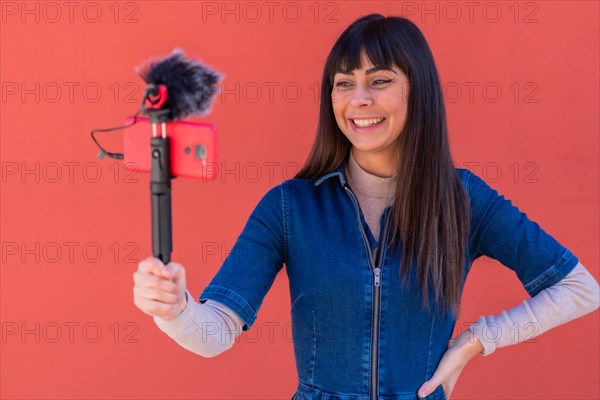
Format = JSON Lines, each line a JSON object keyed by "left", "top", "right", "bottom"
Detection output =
{"left": 136, "top": 48, "right": 223, "bottom": 121}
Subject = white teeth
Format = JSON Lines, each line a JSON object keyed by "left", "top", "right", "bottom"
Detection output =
{"left": 352, "top": 117, "right": 384, "bottom": 127}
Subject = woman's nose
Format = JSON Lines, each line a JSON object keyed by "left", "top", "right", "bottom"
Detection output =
{"left": 350, "top": 84, "right": 373, "bottom": 108}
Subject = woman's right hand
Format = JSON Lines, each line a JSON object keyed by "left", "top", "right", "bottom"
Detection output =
{"left": 133, "top": 256, "right": 188, "bottom": 321}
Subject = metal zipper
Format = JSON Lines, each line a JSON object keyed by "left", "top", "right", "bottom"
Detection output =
{"left": 344, "top": 185, "right": 374, "bottom": 267}
{"left": 344, "top": 184, "right": 390, "bottom": 400}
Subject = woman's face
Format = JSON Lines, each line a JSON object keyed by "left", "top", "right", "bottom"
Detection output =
{"left": 331, "top": 51, "right": 409, "bottom": 174}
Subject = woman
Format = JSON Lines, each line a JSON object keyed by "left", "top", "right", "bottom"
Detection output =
{"left": 133, "top": 14, "right": 599, "bottom": 400}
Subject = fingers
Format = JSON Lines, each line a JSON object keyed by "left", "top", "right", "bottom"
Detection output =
{"left": 165, "top": 261, "right": 186, "bottom": 286}
{"left": 133, "top": 256, "right": 187, "bottom": 319}
{"left": 419, "top": 350, "right": 463, "bottom": 399}
{"left": 133, "top": 285, "right": 181, "bottom": 305}
{"left": 162, "top": 261, "right": 179, "bottom": 279}
{"left": 418, "top": 366, "right": 448, "bottom": 398}
{"left": 138, "top": 256, "right": 167, "bottom": 276}
{"left": 132, "top": 270, "right": 178, "bottom": 293}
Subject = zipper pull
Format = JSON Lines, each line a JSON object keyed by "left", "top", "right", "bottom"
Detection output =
{"left": 374, "top": 267, "right": 381, "bottom": 287}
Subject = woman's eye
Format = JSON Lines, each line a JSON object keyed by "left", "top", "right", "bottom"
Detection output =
{"left": 373, "top": 79, "right": 393, "bottom": 85}
{"left": 334, "top": 81, "right": 351, "bottom": 87}
{"left": 334, "top": 79, "right": 392, "bottom": 87}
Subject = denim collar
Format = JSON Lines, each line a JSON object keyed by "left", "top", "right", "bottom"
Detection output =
{"left": 313, "top": 158, "right": 349, "bottom": 187}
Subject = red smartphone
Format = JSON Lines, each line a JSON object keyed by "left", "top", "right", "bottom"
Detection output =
{"left": 122, "top": 115, "right": 218, "bottom": 180}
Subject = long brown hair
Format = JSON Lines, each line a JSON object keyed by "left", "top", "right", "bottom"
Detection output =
{"left": 294, "top": 14, "right": 471, "bottom": 319}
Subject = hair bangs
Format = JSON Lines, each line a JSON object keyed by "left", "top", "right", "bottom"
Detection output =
{"left": 328, "top": 21, "right": 405, "bottom": 85}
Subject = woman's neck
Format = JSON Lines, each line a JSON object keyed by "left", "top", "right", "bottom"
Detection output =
{"left": 345, "top": 149, "right": 396, "bottom": 200}
{"left": 350, "top": 147, "right": 396, "bottom": 178}
{"left": 349, "top": 147, "right": 398, "bottom": 178}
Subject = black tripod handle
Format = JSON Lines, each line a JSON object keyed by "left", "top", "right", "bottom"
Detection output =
{"left": 150, "top": 136, "right": 172, "bottom": 265}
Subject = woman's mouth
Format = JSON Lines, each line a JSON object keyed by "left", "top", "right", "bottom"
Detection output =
{"left": 349, "top": 117, "right": 386, "bottom": 131}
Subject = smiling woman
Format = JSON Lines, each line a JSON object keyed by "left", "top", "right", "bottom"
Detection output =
{"left": 296, "top": 13, "right": 469, "bottom": 321}
{"left": 137, "top": 12, "right": 600, "bottom": 400}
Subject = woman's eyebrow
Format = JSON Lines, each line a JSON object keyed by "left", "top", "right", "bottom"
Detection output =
{"left": 335, "top": 66, "right": 398, "bottom": 75}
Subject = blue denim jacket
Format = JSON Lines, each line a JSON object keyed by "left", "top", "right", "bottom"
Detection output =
{"left": 199, "top": 156, "right": 579, "bottom": 400}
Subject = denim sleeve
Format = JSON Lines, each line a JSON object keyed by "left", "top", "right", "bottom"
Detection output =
{"left": 466, "top": 170, "right": 579, "bottom": 298}
{"left": 198, "top": 183, "right": 286, "bottom": 331}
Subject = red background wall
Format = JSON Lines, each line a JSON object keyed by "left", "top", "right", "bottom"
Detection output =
{"left": 1, "top": 1, "right": 598, "bottom": 399}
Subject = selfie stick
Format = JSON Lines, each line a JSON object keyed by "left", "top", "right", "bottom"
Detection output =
{"left": 141, "top": 84, "right": 173, "bottom": 264}
{"left": 136, "top": 49, "right": 222, "bottom": 265}
{"left": 90, "top": 49, "right": 221, "bottom": 266}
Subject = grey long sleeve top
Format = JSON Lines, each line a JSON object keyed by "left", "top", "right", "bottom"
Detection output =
{"left": 154, "top": 151, "right": 600, "bottom": 357}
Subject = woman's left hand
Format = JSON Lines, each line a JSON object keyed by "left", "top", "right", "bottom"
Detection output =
{"left": 417, "top": 329, "right": 484, "bottom": 399}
